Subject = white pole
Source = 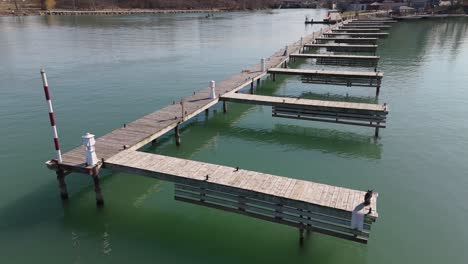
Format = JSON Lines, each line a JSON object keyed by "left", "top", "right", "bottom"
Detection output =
{"left": 261, "top": 58, "right": 266, "bottom": 72}
{"left": 40, "top": 69, "right": 63, "bottom": 163}
{"left": 209, "top": 80, "right": 216, "bottom": 99}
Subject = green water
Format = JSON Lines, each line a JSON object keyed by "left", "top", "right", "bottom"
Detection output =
{"left": 1, "top": 10, "right": 468, "bottom": 264}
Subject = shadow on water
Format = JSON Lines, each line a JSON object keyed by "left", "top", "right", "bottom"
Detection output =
{"left": 296, "top": 91, "right": 377, "bottom": 104}
{"left": 58, "top": 176, "right": 367, "bottom": 264}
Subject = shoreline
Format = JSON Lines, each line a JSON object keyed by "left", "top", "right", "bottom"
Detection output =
{"left": 0, "top": 8, "right": 226, "bottom": 17}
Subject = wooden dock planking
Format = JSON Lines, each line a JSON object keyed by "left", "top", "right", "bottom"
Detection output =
{"left": 43, "top": 17, "right": 387, "bottom": 243}
{"left": 220, "top": 93, "right": 387, "bottom": 113}
{"left": 333, "top": 28, "right": 382, "bottom": 33}
{"left": 304, "top": 43, "right": 378, "bottom": 53}
{"left": 351, "top": 19, "right": 396, "bottom": 23}
{"left": 46, "top": 28, "right": 327, "bottom": 174}
{"left": 323, "top": 32, "right": 389, "bottom": 38}
{"left": 340, "top": 25, "right": 391, "bottom": 29}
{"left": 267, "top": 68, "right": 383, "bottom": 88}
{"left": 289, "top": 53, "right": 380, "bottom": 67}
{"left": 314, "top": 37, "right": 379, "bottom": 44}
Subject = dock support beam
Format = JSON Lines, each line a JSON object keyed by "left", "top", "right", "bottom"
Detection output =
{"left": 223, "top": 100, "right": 227, "bottom": 113}
{"left": 92, "top": 170, "right": 104, "bottom": 207}
{"left": 56, "top": 169, "right": 68, "bottom": 201}
{"left": 175, "top": 125, "right": 181, "bottom": 146}
{"left": 257, "top": 78, "right": 260, "bottom": 86}
{"left": 375, "top": 125, "right": 380, "bottom": 138}
{"left": 273, "top": 73, "right": 276, "bottom": 82}
{"left": 376, "top": 85, "right": 380, "bottom": 96}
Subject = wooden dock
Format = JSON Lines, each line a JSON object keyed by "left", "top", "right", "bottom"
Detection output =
{"left": 333, "top": 28, "right": 382, "bottom": 33}
{"left": 323, "top": 32, "right": 389, "bottom": 38}
{"left": 289, "top": 53, "right": 380, "bottom": 68}
{"left": 267, "top": 68, "right": 383, "bottom": 93}
{"left": 304, "top": 43, "right": 378, "bottom": 53}
{"left": 105, "top": 149, "right": 379, "bottom": 244}
{"left": 315, "top": 37, "right": 379, "bottom": 45}
{"left": 220, "top": 93, "right": 388, "bottom": 129}
{"left": 340, "top": 25, "right": 391, "bottom": 29}
{"left": 45, "top": 29, "right": 319, "bottom": 175}
{"left": 348, "top": 20, "right": 397, "bottom": 24}
{"left": 42, "top": 16, "right": 393, "bottom": 245}
{"left": 351, "top": 19, "right": 396, "bottom": 23}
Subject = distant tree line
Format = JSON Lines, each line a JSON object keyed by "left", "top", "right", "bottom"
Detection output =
{"left": 46, "top": 0, "right": 280, "bottom": 10}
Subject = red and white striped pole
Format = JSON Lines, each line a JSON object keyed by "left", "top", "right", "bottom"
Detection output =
{"left": 40, "top": 69, "right": 63, "bottom": 163}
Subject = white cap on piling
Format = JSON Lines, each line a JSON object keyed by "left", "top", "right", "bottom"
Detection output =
{"left": 209, "top": 80, "right": 216, "bottom": 99}
{"left": 82, "top": 132, "right": 98, "bottom": 166}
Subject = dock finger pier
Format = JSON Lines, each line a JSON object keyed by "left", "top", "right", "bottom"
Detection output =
{"left": 42, "top": 16, "right": 397, "bottom": 245}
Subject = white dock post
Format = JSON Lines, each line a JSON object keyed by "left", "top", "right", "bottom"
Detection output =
{"left": 209, "top": 80, "right": 216, "bottom": 99}
{"left": 82, "top": 133, "right": 99, "bottom": 166}
{"left": 261, "top": 58, "right": 266, "bottom": 72}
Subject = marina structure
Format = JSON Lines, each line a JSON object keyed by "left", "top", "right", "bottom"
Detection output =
{"left": 42, "top": 17, "right": 397, "bottom": 246}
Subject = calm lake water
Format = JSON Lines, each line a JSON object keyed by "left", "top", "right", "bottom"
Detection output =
{"left": 1, "top": 10, "right": 468, "bottom": 264}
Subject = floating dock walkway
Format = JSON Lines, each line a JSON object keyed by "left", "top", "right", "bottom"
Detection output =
{"left": 105, "top": 149, "right": 378, "bottom": 243}
{"left": 324, "top": 32, "right": 389, "bottom": 38}
{"left": 332, "top": 28, "right": 382, "bottom": 33}
{"left": 267, "top": 68, "right": 383, "bottom": 93}
{"left": 347, "top": 20, "right": 397, "bottom": 24}
{"left": 220, "top": 93, "right": 388, "bottom": 130}
{"left": 340, "top": 25, "right": 391, "bottom": 29}
{"left": 315, "top": 37, "right": 379, "bottom": 44}
{"left": 304, "top": 43, "right": 378, "bottom": 53}
{"left": 289, "top": 53, "right": 380, "bottom": 68}
{"left": 42, "top": 17, "right": 393, "bottom": 246}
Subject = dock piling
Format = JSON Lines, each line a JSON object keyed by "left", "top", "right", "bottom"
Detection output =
{"left": 56, "top": 169, "right": 68, "bottom": 200}
{"left": 175, "top": 125, "right": 181, "bottom": 146}
{"left": 223, "top": 100, "right": 227, "bottom": 113}
{"left": 299, "top": 225, "right": 305, "bottom": 245}
{"left": 250, "top": 79, "right": 254, "bottom": 94}
{"left": 92, "top": 173, "right": 104, "bottom": 207}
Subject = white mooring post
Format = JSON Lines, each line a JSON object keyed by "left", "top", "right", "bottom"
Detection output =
{"left": 209, "top": 80, "right": 216, "bottom": 99}
{"left": 82, "top": 132, "right": 98, "bottom": 166}
{"left": 261, "top": 58, "right": 266, "bottom": 72}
